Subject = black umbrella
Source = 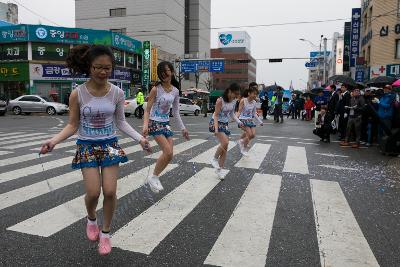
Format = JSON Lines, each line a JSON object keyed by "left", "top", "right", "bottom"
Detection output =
{"left": 311, "top": 87, "right": 324, "bottom": 94}
{"left": 292, "top": 90, "right": 303, "bottom": 95}
{"left": 367, "top": 76, "right": 397, "bottom": 86}
{"left": 329, "top": 75, "right": 357, "bottom": 87}
{"left": 303, "top": 92, "right": 312, "bottom": 97}
{"left": 356, "top": 82, "right": 366, "bottom": 89}
{"left": 265, "top": 84, "right": 280, "bottom": 91}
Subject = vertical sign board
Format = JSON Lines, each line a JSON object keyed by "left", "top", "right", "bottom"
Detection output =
{"left": 350, "top": 8, "right": 362, "bottom": 67}
{"left": 142, "top": 41, "right": 151, "bottom": 91}
{"left": 151, "top": 47, "right": 158, "bottom": 82}
{"left": 343, "top": 22, "right": 351, "bottom": 72}
{"left": 336, "top": 39, "right": 344, "bottom": 75}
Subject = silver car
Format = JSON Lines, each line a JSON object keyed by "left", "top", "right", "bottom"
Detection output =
{"left": 8, "top": 95, "right": 69, "bottom": 116}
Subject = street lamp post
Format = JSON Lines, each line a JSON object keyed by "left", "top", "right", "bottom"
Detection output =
{"left": 300, "top": 35, "right": 325, "bottom": 87}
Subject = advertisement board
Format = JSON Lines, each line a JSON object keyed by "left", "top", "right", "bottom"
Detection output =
{"left": 350, "top": 8, "right": 362, "bottom": 67}
{"left": 335, "top": 39, "right": 344, "bottom": 75}
{"left": 0, "top": 43, "right": 28, "bottom": 61}
{"left": 142, "top": 41, "right": 151, "bottom": 89}
{"left": 0, "top": 25, "right": 28, "bottom": 43}
{"left": 112, "top": 33, "right": 142, "bottom": 54}
{"left": 151, "top": 47, "right": 158, "bottom": 81}
{"left": 0, "top": 62, "right": 29, "bottom": 81}
{"left": 32, "top": 43, "right": 70, "bottom": 61}
{"left": 218, "top": 31, "right": 251, "bottom": 51}
{"left": 343, "top": 22, "right": 351, "bottom": 72}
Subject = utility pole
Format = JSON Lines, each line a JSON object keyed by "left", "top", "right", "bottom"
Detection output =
{"left": 323, "top": 37, "right": 328, "bottom": 85}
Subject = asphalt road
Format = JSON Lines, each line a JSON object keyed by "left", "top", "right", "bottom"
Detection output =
{"left": 0, "top": 113, "right": 399, "bottom": 266}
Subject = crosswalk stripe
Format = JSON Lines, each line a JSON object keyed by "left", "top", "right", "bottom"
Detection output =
{"left": 0, "top": 139, "right": 157, "bottom": 184}
{"left": 3, "top": 135, "right": 77, "bottom": 150}
{"left": 188, "top": 141, "right": 236, "bottom": 164}
{"left": 0, "top": 151, "right": 12, "bottom": 156}
{"left": 112, "top": 167, "right": 228, "bottom": 254}
{"left": 234, "top": 143, "right": 271, "bottom": 169}
{"left": 0, "top": 132, "right": 45, "bottom": 142}
{"left": 7, "top": 163, "right": 179, "bottom": 237}
{"left": 0, "top": 132, "right": 24, "bottom": 138}
{"left": 283, "top": 146, "right": 309, "bottom": 174}
{"left": 310, "top": 179, "right": 379, "bottom": 267}
{"left": 0, "top": 133, "right": 54, "bottom": 146}
{"left": 0, "top": 153, "right": 50, "bottom": 167}
{"left": 145, "top": 139, "right": 207, "bottom": 159}
{"left": 204, "top": 173, "right": 282, "bottom": 267}
{"left": 0, "top": 170, "right": 81, "bottom": 211}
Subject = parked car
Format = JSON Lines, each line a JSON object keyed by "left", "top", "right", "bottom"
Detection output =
{"left": 124, "top": 97, "right": 139, "bottom": 117}
{"left": 179, "top": 97, "right": 200, "bottom": 116}
{"left": 0, "top": 95, "right": 8, "bottom": 116}
{"left": 8, "top": 95, "right": 69, "bottom": 115}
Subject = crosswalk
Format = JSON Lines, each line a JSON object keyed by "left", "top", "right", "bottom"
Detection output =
{"left": 0, "top": 131, "right": 380, "bottom": 266}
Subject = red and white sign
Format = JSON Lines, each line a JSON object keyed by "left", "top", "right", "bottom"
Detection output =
{"left": 370, "top": 65, "right": 386, "bottom": 78}
{"left": 335, "top": 39, "right": 344, "bottom": 75}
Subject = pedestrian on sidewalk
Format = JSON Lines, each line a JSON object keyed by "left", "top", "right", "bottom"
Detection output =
{"left": 273, "top": 87, "right": 284, "bottom": 123}
{"left": 340, "top": 88, "right": 365, "bottom": 148}
{"left": 143, "top": 61, "right": 190, "bottom": 193}
{"left": 304, "top": 96, "right": 315, "bottom": 121}
{"left": 39, "top": 45, "right": 151, "bottom": 256}
{"left": 209, "top": 83, "right": 243, "bottom": 179}
{"left": 236, "top": 82, "right": 264, "bottom": 155}
{"left": 337, "top": 84, "right": 351, "bottom": 141}
{"left": 201, "top": 98, "right": 208, "bottom": 117}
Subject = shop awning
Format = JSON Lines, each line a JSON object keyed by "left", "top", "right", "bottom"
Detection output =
{"left": 209, "top": 90, "right": 224, "bottom": 97}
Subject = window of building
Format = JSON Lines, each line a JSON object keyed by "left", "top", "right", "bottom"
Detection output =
{"left": 110, "top": 8, "right": 126, "bottom": 17}
{"left": 396, "top": 40, "right": 400, "bottom": 59}
{"left": 368, "top": 6, "right": 373, "bottom": 26}
{"left": 110, "top": 28, "right": 127, "bottom": 34}
{"left": 367, "top": 45, "right": 371, "bottom": 63}
{"left": 398, "top": 0, "right": 400, "bottom": 17}
{"left": 363, "top": 13, "right": 368, "bottom": 32}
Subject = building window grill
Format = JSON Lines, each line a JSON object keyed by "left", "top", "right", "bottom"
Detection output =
{"left": 110, "top": 8, "right": 126, "bottom": 17}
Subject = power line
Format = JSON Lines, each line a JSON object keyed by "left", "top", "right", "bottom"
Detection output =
{"left": 10, "top": 0, "right": 62, "bottom": 26}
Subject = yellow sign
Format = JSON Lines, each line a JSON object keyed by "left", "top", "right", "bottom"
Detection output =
{"left": 0, "top": 67, "right": 19, "bottom": 77}
{"left": 151, "top": 47, "right": 158, "bottom": 81}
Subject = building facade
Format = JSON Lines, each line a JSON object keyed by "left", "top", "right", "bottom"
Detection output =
{"left": 0, "top": 2, "right": 18, "bottom": 24}
{"left": 0, "top": 24, "right": 142, "bottom": 101}
{"left": 361, "top": 0, "right": 400, "bottom": 79}
{"left": 211, "top": 47, "right": 256, "bottom": 90}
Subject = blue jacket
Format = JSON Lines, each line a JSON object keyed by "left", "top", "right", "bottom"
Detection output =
{"left": 378, "top": 93, "right": 396, "bottom": 119}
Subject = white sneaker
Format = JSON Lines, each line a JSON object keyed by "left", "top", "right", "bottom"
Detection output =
{"left": 215, "top": 169, "right": 225, "bottom": 180}
{"left": 237, "top": 140, "right": 247, "bottom": 155}
{"left": 146, "top": 176, "right": 163, "bottom": 193}
{"left": 210, "top": 158, "right": 221, "bottom": 170}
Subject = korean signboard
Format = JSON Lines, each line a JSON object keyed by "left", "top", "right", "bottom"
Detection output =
{"left": 181, "top": 60, "right": 225, "bottom": 73}
{"left": 343, "top": 22, "right": 351, "bottom": 72}
{"left": 112, "top": 33, "right": 142, "bottom": 54}
{"left": 0, "top": 62, "right": 29, "bottom": 81}
{"left": 125, "top": 53, "right": 136, "bottom": 69}
{"left": 0, "top": 43, "right": 28, "bottom": 61}
{"left": 112, "top": 67, "right": 132, "bottom": 82}
{"left": 370, "top": 65, "right": 387, "bottom": 78}
{"left": 355, "top": 66, "right": 365, "bottom": 82}
{"left": 32, "top": 43, "right": 70, "bottom": 61}
{"left": 112, "top": 49, "right": 124, "bottom": 66}
{"left": 335, "top": 39, "right": 344, "bottom": 75}
{"left": 386, "top": 64, "right": 400, "bottom": 77}
{"left": 28, "top": 25, "right": 112, "bottom": 45}
{"left": 0, "top": 25, "right": 28, "bottom": 43}
{"left": 142, "top": 41, "right": 151, "bottom": 90}
{"left": 350, "top": 8, "right": 361, "bottom": 67}
{"left": 151, "top": 47, "right": 158, "bottom": 81}
{"left": 218, "top": 31, "right": 251, "bottom": 51}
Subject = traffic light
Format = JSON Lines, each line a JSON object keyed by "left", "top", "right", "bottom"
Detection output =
{"left": 236, "top": 59, "right": 251, "bottom": 63}
{"left": 269, "top": 58, "right": 283, "bottom": 63}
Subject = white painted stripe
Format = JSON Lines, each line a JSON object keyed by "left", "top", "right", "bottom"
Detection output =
{"left": 310, "top": 180, "right": 379, "bottom": 267}
{"left": 30, "top": 137, "right": 134, "bottom": 151}
{"left": 188, "top": 141, "right": 236, "bottom": 164}
{"left": 283, "top": 146, "right": 309, "bottom": 174}
{"left": 0, "top": 140, "right": 157, "bottom": 184}
{"left": 315, "top": 153, "right": 349, "bottom": 158}
{"left": 0, "top": 153, "right": 50, "bottom": 167}
{"left": 318, "top": 165, "right": 359, "bottom": 171}
{"left": 0, "top": 151, "right": 12, "bottom": 156}
{"left": 145, "top": 139, "right": 207, "bottom": 159}
{"left": 204, "top": 173, "right": 282, "bottom": 267}
{"left": 234, "top": 143, "right": 271, "bottom": 170}
{"left": 0, "top": 132, "right": 45, "bottom": 142}
{"left": 297, "top": 142, "right": 320, "bottom": 146}
{"left": 7, "top": 164, "right": 179, "bottom": 237}
{"left": 258, "top": 139, "right": 279, "bottom": 142}
{"left": 112, "top": 167, "right": 228, "bottom": 254}
{"left": 0, "top": 171, "right": 81, "bottom": 211}
{"left": 3, "top": 135, "right": 76, "bottom": 149}
{"left": 0, "top": 132, "right": 24, "bottom": 138}
{"left": 0, "top": 133, "right": 54, "bottom": 146}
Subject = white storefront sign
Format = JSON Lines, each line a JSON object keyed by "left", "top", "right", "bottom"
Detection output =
{"left": 218, "top": 31, "right": 251, "bottom": 51}
{"left": 335, "top": 39, "right": 344, "bottom": 75}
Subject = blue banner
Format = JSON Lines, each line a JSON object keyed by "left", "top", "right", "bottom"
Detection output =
{"left": 350, "top": 8, "right": 361, "bottom": 67}
{"left": 112, "top": 33, "right": 142, "bottom": 54}
{"left": 181, "top": 60, "right": 225, "bottom": 73}
{"left": 0, "top": 25, "right": 28, "bottom": 43}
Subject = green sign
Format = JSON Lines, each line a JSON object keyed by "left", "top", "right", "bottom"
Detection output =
{"left": 0, "top": 43, "right": 28, "bottom": 61}
{"left": 142, "top": 41, "right": 151, "bottom": 90}
{"left": 28, "top": 25, "right": 112, "bottom": 45}
{"left": 0, "top": 62, "right": 29, "bottom": 81}
{"left": 0, "top": 25, "right": 28, "bottom": 43}
{"left": 32, "top": 43, "right": 70, "bottom": 61}
{"left": 112, "top": 33, "right": 142, "bottom": 54}
{"left": 125, "top": 53, "right": 136, "bottom": 68}
{"left": 112, "top": 49, "right": 124, "bottom": 66}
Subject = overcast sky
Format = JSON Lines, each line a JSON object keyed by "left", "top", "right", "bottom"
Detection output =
{"left": 6, "top": 0, "right": 360, "bottom": 90}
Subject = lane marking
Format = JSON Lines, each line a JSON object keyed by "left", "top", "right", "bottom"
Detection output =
{"left": 310, "top": 179, "right": 379, "bottom": 267}
{"left": 283, "top": 146, "right": 309, "bottom": 174}
{"left": 318, "top": 165, "right": 359, "bottom": 171}
{"left": 315, "top": 153, "right": 349, "bottom": 158}
{"left": 112, "top": 167, "right": 228, "bottom": 254}
{"left": 234, "top": 143, "right": 271, "bottom": 169}
{"left": 204, "top": 173, "right": 282, "bottom": 267}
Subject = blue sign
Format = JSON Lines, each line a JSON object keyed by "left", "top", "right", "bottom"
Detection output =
{"left": 309, "top": 51, "right": 331, "bottom": 59}
{"left": 305, "top": 62, "right": 317, "bottom": 68}
{"left": 350, "top": 8, "right": 361, "bottom": 67}
{"left": 355, "top": 66, "right": 365, "bottom": 82}
{"left": 181, "top": 60, "right": 225, "bottom": 73}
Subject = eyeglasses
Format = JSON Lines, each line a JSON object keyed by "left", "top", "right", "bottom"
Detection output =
{"left": 92, "top": 65, "right": 113, "bottom": 73}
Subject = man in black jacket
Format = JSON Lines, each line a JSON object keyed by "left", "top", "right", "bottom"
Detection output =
{"left": 337, "top": 84, "right": 351, "bottom": 140}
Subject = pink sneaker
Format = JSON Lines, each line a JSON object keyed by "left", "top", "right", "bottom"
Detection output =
{"left": 86, "top": 223, "right": 99, "bottom": 241}
{"left": 98, "top": 235, "right": 112, "bottom": 256}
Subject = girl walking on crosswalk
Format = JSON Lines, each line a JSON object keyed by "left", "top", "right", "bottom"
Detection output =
{"left": 209, "top": 83, "right": 243, "bottom": 179}
{"left": 236, "top": 82, "right": 264, "bottom": 155}
{"left": 39, "top": 45, "right": 151, "bottom": 256}
{"left": 143, "top": 61, "right": 189, "bottom": 193}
